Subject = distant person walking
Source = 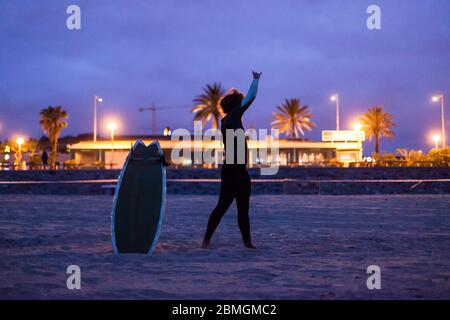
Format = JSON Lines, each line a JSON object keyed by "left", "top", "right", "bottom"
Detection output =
{"left": 202, "top": 71, "right": 262, "bottom": 249}
{"left": 41, "top": 150, "right": 48, "bottom": 170}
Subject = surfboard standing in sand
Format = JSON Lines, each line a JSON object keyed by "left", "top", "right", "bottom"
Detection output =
{"left": 111, "top": 140, "right": 168, "bottom": 254}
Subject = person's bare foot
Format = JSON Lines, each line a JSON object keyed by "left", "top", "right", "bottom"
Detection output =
{"left": 201, "top": 240, "right": 210, "bottom": 249}
{"left": 244, "top": 242, "right": 256, "bottom": 249}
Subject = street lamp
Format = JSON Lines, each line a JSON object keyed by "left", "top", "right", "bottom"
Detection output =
{"left": 432, "top": 134, "right": 441, "bottom": 149}
{"left": 108, "top": 122, "right": 116, "bottom": 169}
{"left": 93, "top": 96, "right": 103, "bottom": 142}
{"left": 431, "top": 94, "right": 446, "bottom": 148}
{"left": 108, "top": 122, "right": 117, "bottom": 141}
{"left": 16, "top": 137, "right": 24, "bottom": 152}
{"left": 330, "top": 94, "right": 340, "bottom": 131}
{"left": 353, "top": 123, "right": 362, "bottom": 131}
{"left": 16, "top": 137, "right": 24, "bottom": 167}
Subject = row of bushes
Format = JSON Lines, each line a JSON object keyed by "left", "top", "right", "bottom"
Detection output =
{"left": 376, "top": 147, "right": 450, "bottom": 167}
{"left": 4, "top": 147, "right": 450, "bottom": 170}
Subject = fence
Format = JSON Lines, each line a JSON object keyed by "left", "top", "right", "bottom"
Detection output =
{"left": 1, "top": 178, "right": 450, "bottom": 195}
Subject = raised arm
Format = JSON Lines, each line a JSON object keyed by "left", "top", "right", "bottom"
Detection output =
{"left": 241, "top": 71, "right": 262, "bottom": 112}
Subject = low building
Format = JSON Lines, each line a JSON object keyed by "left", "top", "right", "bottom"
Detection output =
{"left": 67, "top": 130, "right": 365, "bottom": 168}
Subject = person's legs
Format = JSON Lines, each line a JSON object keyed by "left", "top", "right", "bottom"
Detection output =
{"left": 203, "top": 169, "right": 235, "bottom": 243}
{"left": 235, "top": 169, "right": 252, "bottom": 246}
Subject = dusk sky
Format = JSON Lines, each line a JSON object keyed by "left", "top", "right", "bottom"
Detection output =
{"left": 1, "top": 0, "right": 449, "bottom": 153}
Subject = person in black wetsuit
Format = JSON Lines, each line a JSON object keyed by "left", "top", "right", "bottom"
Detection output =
{"left": 202, "top": 71, "right": 262, "bottom": 249}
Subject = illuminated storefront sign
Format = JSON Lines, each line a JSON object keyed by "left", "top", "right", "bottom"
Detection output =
{"left": 322, "top": 130, "right": 365, "bottom": 142}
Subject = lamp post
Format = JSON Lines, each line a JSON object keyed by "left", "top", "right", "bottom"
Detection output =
{"left": 16, "top": 137, "right": 24, "bottom": 169}
{"left": 330, "top": 94, "right": 340, "bottom": 131}
{"left": 432, "top": 134, "right": 441, "bottom": 149}
{"left": 93, "top": 96, "right": 103, "bottom": 142}
{"left": 108, "top": 122, "right": 116, "bottom": 169}
{"left": 432, "top": 95, "right": 446, "bottom": 148}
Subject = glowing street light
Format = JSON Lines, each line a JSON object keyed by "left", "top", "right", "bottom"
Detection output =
{"left": 432, "top": 134, "right": 441, "bottom": 149}
{"left": 431, "top": 94, "right": 446, "bottom": 148}
{"left": 353, "top": 123, "right": 362, "bottom": 131}
{"left": 108, "top": 122, "right": 117, "bottom": 141}
{"left": 93, "top": 96, "right": 103, "bottom": 142}
{"left": 108, "top": 122, "right": 117, "bottom": 169}
{"left": 330, "top": 94, "right": 340, "bottom": 131}
{"left": 16, "top": 137, "right": 24, "bottom": 145}
{"left": 16, "top": 137, "right": 24, "bottom": 152}
{"left": 16, "top": 137, "right": 24, "bottom": 165}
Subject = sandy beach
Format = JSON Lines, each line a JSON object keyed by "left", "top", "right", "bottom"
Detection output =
{"left": 0, "top": 194, "right": 449, "bottom": 300}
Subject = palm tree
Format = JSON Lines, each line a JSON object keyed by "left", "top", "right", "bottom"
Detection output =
{"left": 271, "top": 99, "right": 315, "bottom": 140}
{"left": 39, "top": 106, "right": 68, "bottom": 167}
{"left": 360, "top": 105, "right": 395, "bottom": 156}
{"left": 192, "top": 83, "right": 225, "bottom": 129}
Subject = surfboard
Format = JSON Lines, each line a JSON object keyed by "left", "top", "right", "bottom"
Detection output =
{"left": 111, "top": 140, "right": 166, "bottom": 254}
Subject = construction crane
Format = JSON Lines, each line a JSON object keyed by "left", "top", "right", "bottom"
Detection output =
{"left": 138, "top": 103, "right": 188, "bottom": 135}
{"left": 138, "top": 103, "right": 157, "bottom": 135}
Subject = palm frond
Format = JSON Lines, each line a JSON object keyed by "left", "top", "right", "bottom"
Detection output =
{"left": 192, "top": 83, "right": 225, "bottom": 129}
{"left": 271, "top": 98, "right": 315, "bottom": 138}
